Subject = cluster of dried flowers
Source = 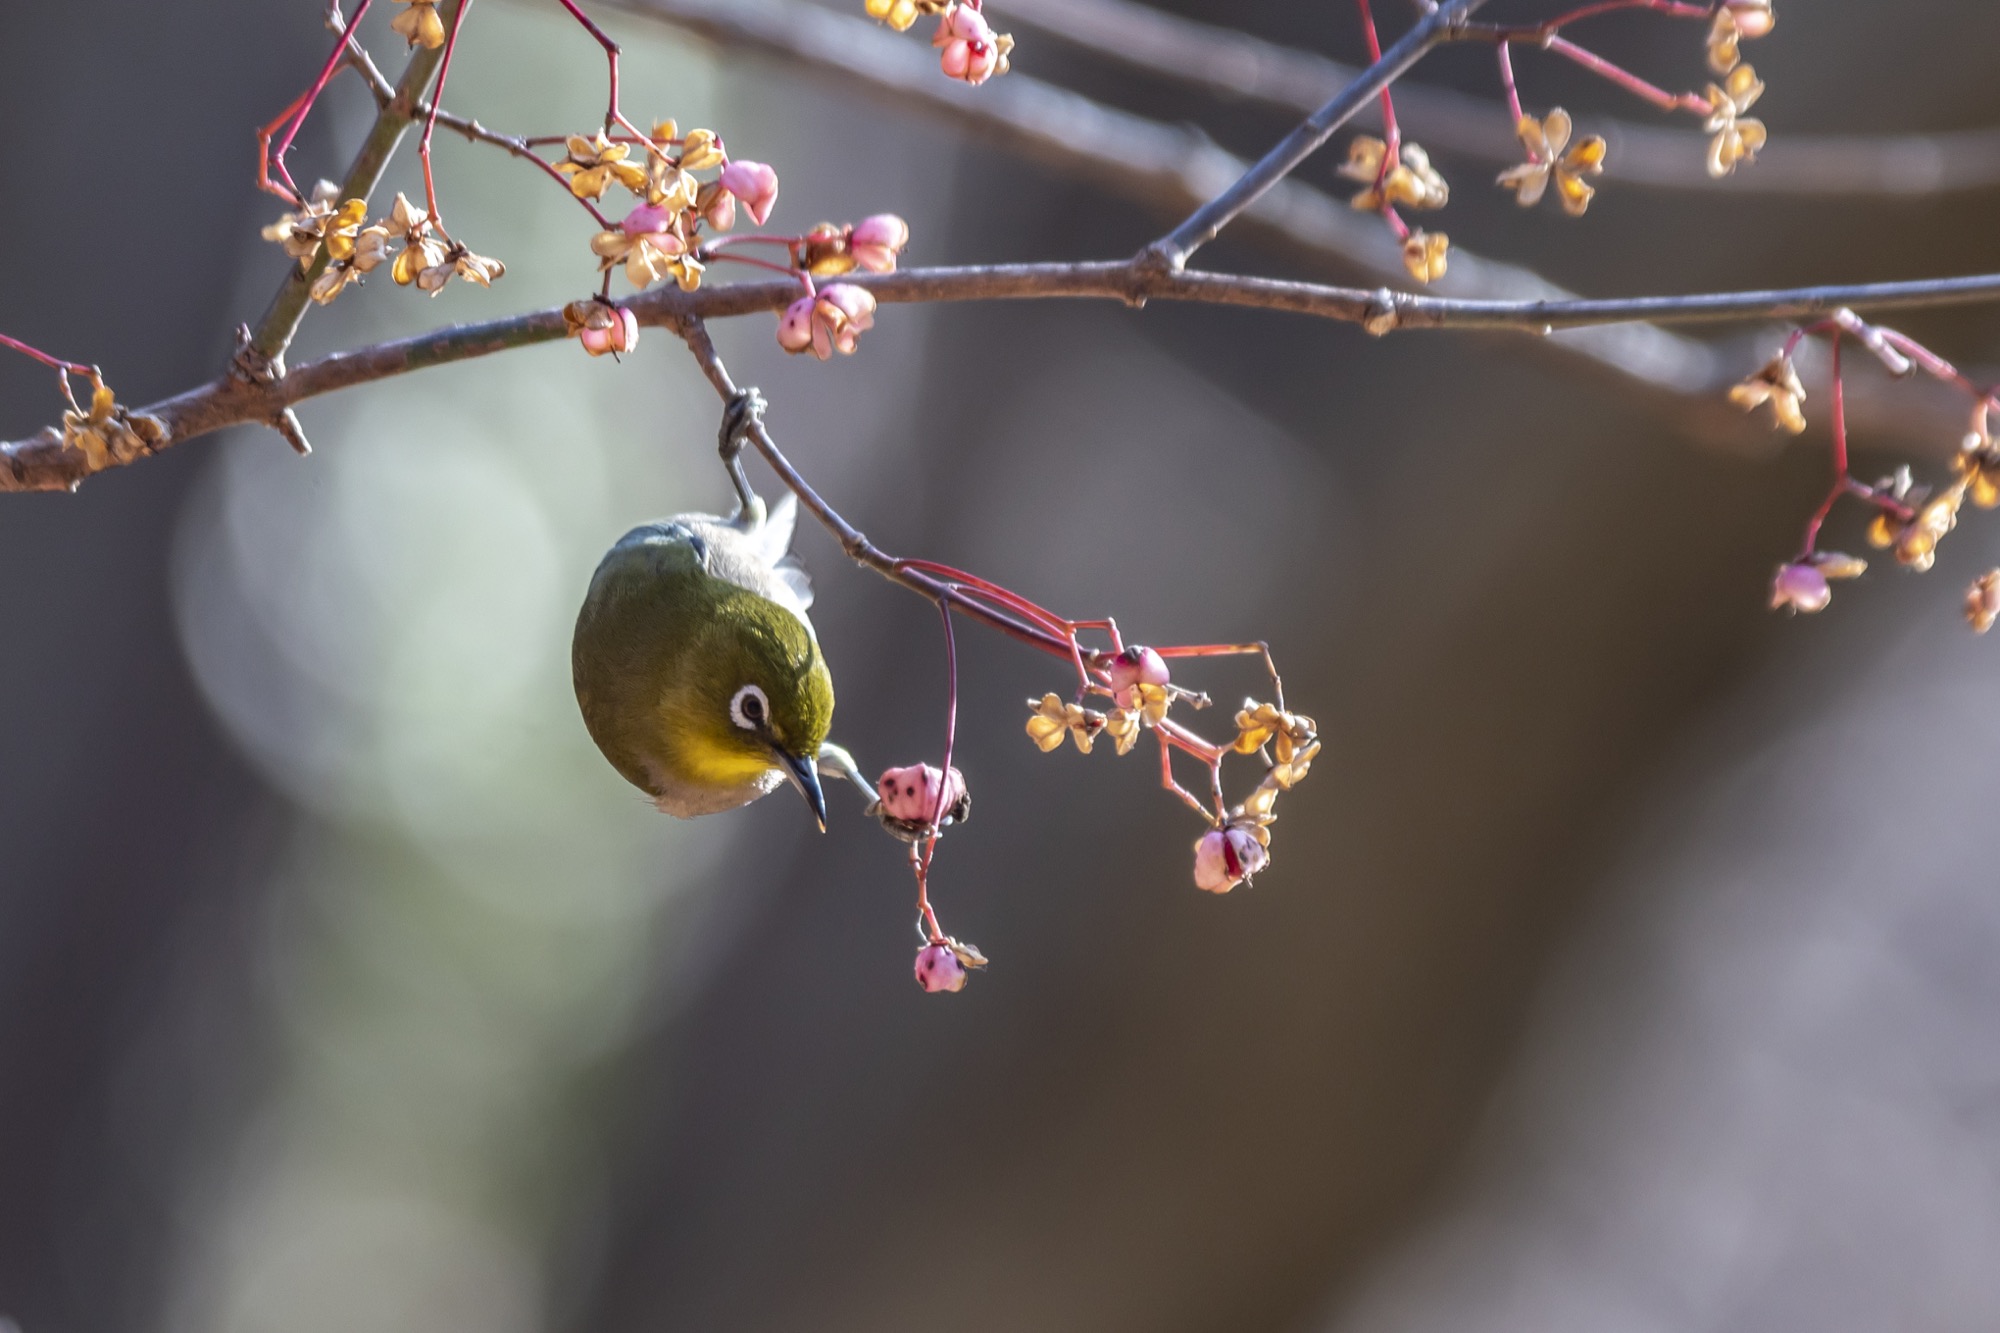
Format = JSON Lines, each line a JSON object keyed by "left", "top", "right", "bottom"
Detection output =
{"left": 862, "top": 0, "right": 1014, "bottom": 86}
{"left": 1340, "top": 0, "right": 1777, "bottom": 286}
{"left": 1025, "top": 650, "right": 1319, "bottom": 899}
{"left": 264, "top": 183, "right": 504, "bottom": 305}
{"left": 1730, "top": 309, "right": 2000, "bottom": 633}
{"left": 870, "top": 629, "right": 1319, "bottom": 996}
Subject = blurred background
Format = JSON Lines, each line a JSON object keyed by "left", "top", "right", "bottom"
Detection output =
{"left": 6, "top": 1, "right": 2000, "bottom": 1330}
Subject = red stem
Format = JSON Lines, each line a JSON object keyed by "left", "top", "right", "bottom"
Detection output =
{"left": 0, "top": 333, "right": 91, "bottom": 378}
{"left": 266, "top": 0, "right": 377, "bottom": 205}
{"left": 1496, "top": 40, "right": 1524, "bottom": 127}
{"left": 1799, "top": 331, "right": 1845, "bottom": 555}
{"left": 419, "top": 0, "right": 474, "bottom": 233}
{"left": 1545, "top": 36, "right": 1711, "bottom": 115}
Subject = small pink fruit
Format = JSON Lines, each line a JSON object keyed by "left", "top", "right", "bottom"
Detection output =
{"left": 1106, "top": 645, "right": 1169, "bottom": 706}
{"left": 849, "top": 213, "right": 910, "bottom": 273}
{"left": 935, "top": 5, "right": 1001, "bottom": 84}
{"left": 578, "top": 306, "right": 639, "bottom": 357}
{"left": 812, "top": 283, "right": 876, "bottom": 358}
{"left": 915, "top": 942, "right": 967, "bottom": 993}
{"left": 1769, "top": 561, "right": 1831, "bottom": 614}
{"left": 877, "top": 763, "right": 968, "bottom": 825}
{"left": 718, "top": 159, "right": 780, "bottom": 226}
{"left": 1192, "top": 826, "right": 1268, "bottom": 893}
{"left": 776, "top": 294, "right": 816, "bottom": 354}
{"left": 621, "top": 202, "right": 676, "bottom": 236}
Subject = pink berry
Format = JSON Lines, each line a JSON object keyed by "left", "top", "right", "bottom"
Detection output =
{"left": 849, "top": 213, "right": 910, "bottom": 273}
{"left": 621, "top": 202, "right": 676, "bottom": 236}
{"left": 1192, "top": 826, "right": 1267, "bottom": 894}
{"left": 718, "top": 159, "right": 780, "bottom": 226}
{"left": 1106, "top": 645, "right": 1170, "bottom": 705}
{"left": 915, "top": 943, "right": 967, "bottom": 993}
{"left": 776, "top": 294, "right": 816, "bottom": 355}
{"left": 1769, "top": 561, "right": 1831, "bottom": 614}
{"left": 876, "top": 763, "right": 968, "bottom": 825}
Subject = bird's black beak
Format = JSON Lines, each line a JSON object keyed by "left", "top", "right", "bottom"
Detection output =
{"left": 779, "top": 750, "right": 828, "bottom": 832}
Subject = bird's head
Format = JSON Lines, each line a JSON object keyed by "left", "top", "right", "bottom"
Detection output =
{"left": 669, "top": 592, "right": 835, "bottom": 828}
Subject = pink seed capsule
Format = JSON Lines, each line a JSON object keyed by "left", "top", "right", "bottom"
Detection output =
{"left": 849, "top": 213, "right": 910, "bottom": 273}
{"left": 876, "top": 764, "right": 969, "bottom": 825}
{"left": 1769, "top": 561, "right": 1831, "bottom": 614}
{"left": 776, "top": 294, "right": 817, "bottom": 354}
{"left": 1106, "top": 645, "right": 1170, "bottom": 705}
{"left": 718, "top": 159, "right": 780, "bottom": 226}
{"left": 915, "top": 942, "right": 967, "bottom": 993}
{"left": 621, "top": 202, "right": 676, "bottom": 236}
{"left": 1192, "top": 826, "right": 1268, "bottom": 893}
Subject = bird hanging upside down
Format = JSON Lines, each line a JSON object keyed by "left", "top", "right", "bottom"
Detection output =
{"left": 572, "top": 390, "right": 866, "bottom": 828}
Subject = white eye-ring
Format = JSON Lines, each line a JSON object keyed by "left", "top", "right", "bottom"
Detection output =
{"left": 730, "top": 683, "right": 770, "bottom": 731}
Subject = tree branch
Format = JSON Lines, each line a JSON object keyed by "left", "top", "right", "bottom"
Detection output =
{"left": 11, "top": 260, "right": 2000, "bottom": 494}
{"left": 992, "top": 0, "right": 2000, "bottom": 197}
{"left": 1142, "top": 0, "right": 1489, "bottom": 270}
{"left": 241, "top": 1, "right": 459, "bottom": 380}
{"left": 604, "top": 0, "right": 1724, "bottom": 407}
{"left": 673, "top": 316, "right": 1087, "bottom": 660}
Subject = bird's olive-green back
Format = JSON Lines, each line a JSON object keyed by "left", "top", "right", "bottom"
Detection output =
{"left": 572, "top": 527, "right": 833, "bottom": 800}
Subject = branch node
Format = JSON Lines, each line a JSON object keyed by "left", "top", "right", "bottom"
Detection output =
{"left": 231, "top": 322, "right": 286, "bottom": 385}
{"left": 271, "top": 407, "right": 313, "bottom": 456}
{"left": 1361, "top": 287, "right": 1402, "bottom": 337}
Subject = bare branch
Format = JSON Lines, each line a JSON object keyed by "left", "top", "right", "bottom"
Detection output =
{"left": 992, "top": 0, "right": 2000, "bottom": 197}
{"left": 674, "top": 317, "right": 1088, "bottom": 661}
{"left": 241, "top": 2, "right": 458, "bottom": 379}
{"left": 1142, "top": 0, "right": 1490, "bottom": 270}
{"left": 10, "top": 260, "right": 2000, "bottom": 494}
{"left": 605, "top": 0, "right": 1722, "bottom": 404}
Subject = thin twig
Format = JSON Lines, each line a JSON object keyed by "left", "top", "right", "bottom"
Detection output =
{"left": 11, "top": 260, "right": 2000, "bottom": 494}
{"left": 672, "top": 316, "right": 1084, "bottom": 660}
{"left": 1144, "top": 0, "right": 1489, "bottom": 270}
{"left": 241, "top": 0, "right": 460, "bottom": 379}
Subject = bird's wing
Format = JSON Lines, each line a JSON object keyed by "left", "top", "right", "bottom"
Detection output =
{"left": 674, "top": 506, "right": 816, "bottom": 626}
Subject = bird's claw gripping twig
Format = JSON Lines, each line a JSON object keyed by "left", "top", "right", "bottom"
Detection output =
{"left": 719, "top": 386, "right": 766, "bottom": 518}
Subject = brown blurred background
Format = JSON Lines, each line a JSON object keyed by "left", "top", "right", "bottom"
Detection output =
{"left": 5, "top": 2, "right": 2000, "bottom": 1331}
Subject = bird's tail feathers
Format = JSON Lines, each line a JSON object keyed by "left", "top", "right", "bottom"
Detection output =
{"left": 751, "top": 491, "right": 799, "bottom": 565}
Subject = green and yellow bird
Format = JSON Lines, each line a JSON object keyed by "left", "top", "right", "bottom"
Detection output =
{"left": 572, "top": 391, "right": 862, "bottom": 828}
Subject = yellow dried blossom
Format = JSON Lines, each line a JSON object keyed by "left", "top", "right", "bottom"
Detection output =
{"left": 864, "top": 0, "right": 939, "bottom": 32}
{"left": 557, "top": 132, "right": 649, "bottom": 201}
{"left": 1495, "top": 109, "right": 1607, "bottom": 217}
{"left": 1231, "top": 701, "right": 1318, "bottom": 766}
{"left": 678, "top": 128, "right": 725, "bottom": 172}
{"left": 1025, "top": 693, "right": 1105, "bottom": 754}
{"left": 1958, "top": 426, "right": 2000, "bottom": 509}
{"left": 1813, "top": 551, "right": 1868, "bottom": 581}
{"left": 1894, "top": 480, "right": 1967, "bottom": 572}
{"left": 648, "top": 162, "right": 700, "bottom": 212}
{"left": 1705, "top": 63, "right": 1768, "bottom": 178}
{"left": 590, "top": 222, "right": 692, "bottom": 290}
{"left": 1968, "top": 570, "right": 2000, "bottom": 633}
{"left": 59, "top": 377, "right": 165, "bottom": 472}
{"left": 1338, "top": 137, "right": 1449, "bottom": 212}
{"left": 260, "top": 181, "right": 354, "bottom": 266}
{"left": 377, "top": 193, "right": 446, "bottom": 287}
{"left": 390, "top": 0, "right": 446, "bottom": 49}
{"left": 450, "top": 244, "right": 506, "bottom": 289}
{"left": 1706, "top": 0, "right": 1774, "bottom": 75}
{"left": 1728, "top": 354, "right": 1807, "bottom": 433}
{"left": 1402, "top": 230, "right": 1449, "bottom": 284}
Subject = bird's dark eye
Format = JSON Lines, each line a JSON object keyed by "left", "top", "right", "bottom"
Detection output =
{"left": 730, "top": 684, "right": 770, "bottom": 730}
